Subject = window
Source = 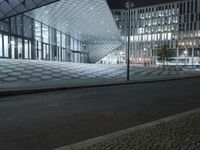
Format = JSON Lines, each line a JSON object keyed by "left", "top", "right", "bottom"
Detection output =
{"left": 35, "top": 21, "right": 41, "bottom": 41}
{"left": 3, "top": 35, "right": 9, "bottom": 57}
{"left": 56, "top": 31, "right": 61, "bottom": 46}
{"left": 187, "top": 2, "right": 190, "bottom": 14}
{"left": 70, "top": 37, "right": 74, "bottom": 50}
{"left": 0, "top": 34, "right": 2, "bottom": 57}
{"left": 24, "top": 39, "right": 29, "bottom": 59}
{"left": 24, "top": 16, "right": 33, "bottom": 38}
{"left": 62, "top": 33, "right": 66, "bottom": 48}
{"left": 42, "top": 24, "right": 49, "bottom": 43}
{"left": 195, "top": 0, "right": 197, "bottom": 12}
{"left": 17, "top": 15, "right": 23, "bottom": 35}
{"left": 74, "top": 39, "right": 77, "bottom": 51}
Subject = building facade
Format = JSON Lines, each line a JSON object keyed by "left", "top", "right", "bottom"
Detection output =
{"left": 101, "top": 0, "right": 200, "bottom": 65}
{"left": 0, "top": 14, "right": 89, "bottom": 63}
{"left": 0, "top": 0, "right": 122, "bottom": 64}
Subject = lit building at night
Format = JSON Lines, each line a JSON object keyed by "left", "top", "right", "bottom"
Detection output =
{"left": 100, "top": 0, "right": 200, "bottom": 65}
{"left": 0, "top": 0, "right": 122, "bottom": 63}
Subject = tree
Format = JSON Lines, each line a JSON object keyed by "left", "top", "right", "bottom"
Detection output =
{"left": 157, "top": 45, "right": 173, "bottom": 68}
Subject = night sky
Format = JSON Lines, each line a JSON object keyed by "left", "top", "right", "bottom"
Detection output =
{"left": 107, "top": 0, "right": 182, "bottom": 8}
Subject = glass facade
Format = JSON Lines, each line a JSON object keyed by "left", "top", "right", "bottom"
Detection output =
{"left": 0, "top": 14, "right": 89, "bottom": 63}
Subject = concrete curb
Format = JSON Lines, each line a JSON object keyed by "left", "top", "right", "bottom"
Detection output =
{"left": 0, "top": 74, "right": 200, "bottom": 97}
{"left": 54, "top": 107, "right": 200, "bottom": 150}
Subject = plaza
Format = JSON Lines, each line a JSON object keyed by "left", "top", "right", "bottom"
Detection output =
{"left": 1, "top": 1, "right": 200, "bottom": 150}
{"left": 0, "top": 59, "right": 196, "bottom": 85}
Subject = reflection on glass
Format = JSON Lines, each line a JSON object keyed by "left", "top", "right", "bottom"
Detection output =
{"left": 0, "top": 34, "right": 2, "bottom": 57}
{"left": 35, "top": 21, "right": 41, "bottom": 41}
{"left": 0, "top": 14, "right": 88, "bottom": 63}
{"left": 43, "top": 44, "right": 50, "bottom": 60}
{"left": 70, "top": 37, "right": 74, "bottom": 50}
{"left": 18, "top": 38, "right": 23, "bottom": 59}
{"left": 37, "top": 41, "right": 42, "bottom": 60}
{"left": 62, "top": 34, "right": 65, "bottom": 48}
{"left": 42, "top": 24, "right": 49, "bottom": 43}
{"left": 24, "top": 40, "right": 29, "bottom": 59}
{"left": 11, "top": 37, "right": 15, "bottom": 59}
{"left": 4, "top": 35, "right": 9, "bottom": 57}
{"left": 29, "top": 41, "right": 32, "bottom": 59}
{"left": 74, "top": 39, "right": 77, "bottom": 51}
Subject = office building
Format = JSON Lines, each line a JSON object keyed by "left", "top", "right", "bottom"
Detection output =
{"left": 101, "top": 0, "right": 200, "bottom": 65}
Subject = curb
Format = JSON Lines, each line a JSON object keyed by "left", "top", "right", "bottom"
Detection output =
{"left": 54, "top": 107, "right": 200, "bottom": 150}
{"left": 0, "top": 74, "right": 200, "bottom": 97}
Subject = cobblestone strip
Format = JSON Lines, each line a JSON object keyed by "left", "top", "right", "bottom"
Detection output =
{"left": 55, "top": 108, "right": 200, "bottom": 150}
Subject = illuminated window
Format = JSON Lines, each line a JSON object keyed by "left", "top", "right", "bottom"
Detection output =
{"left": 42, "top": 24, "right": 49, "bottom": 43}
{"left": 3, "top": 35, "right": 9, "bottom": 57}
{"left": 0, "top": 34, "right": 2, "bottom": 57}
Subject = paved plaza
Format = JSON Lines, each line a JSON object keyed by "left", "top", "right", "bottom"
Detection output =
{"left": 0, "top": 59, "right": 194, "bottom": 84}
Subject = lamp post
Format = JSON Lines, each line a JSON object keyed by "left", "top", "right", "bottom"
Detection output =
{"left": 144, "top": 48, "right": 147, "bottom": 66}
{"left": 125, "top": 0, "right": 134, "bottom": 81}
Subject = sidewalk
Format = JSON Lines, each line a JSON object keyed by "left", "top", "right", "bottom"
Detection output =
{"left": 1, "top": 59, "right": 200, "bottom": 97}
{"left": 55, "top": 108, "right": 200, "bottom": 150}
{"left": 1, "top": 73, "right": 200, "bottom": 97}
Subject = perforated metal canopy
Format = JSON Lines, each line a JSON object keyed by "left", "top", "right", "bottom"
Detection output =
{"left": 27, "top": 0, "right": 122, "bottom": 44}
{"left": 0, "top": 0, "right": 59, "bottom": 20}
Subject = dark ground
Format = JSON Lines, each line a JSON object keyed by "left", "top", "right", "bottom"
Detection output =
{"left": 0, "top": 78, "right": 200, "bottom": 150}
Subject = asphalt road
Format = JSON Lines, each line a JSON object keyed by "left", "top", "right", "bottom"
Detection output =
{"left": 1, "top": 78, "right": 200, "bottom": 150}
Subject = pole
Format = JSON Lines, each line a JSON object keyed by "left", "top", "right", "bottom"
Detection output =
{"left": 127, "top": 1, "right": 131, "bottom": 81}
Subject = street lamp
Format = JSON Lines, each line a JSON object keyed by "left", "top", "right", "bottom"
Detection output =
{"left": 125, "top": 0, "right": 134, "bottom": 81}
{"left": 144, "top": 48, "right": 147, "bottom": 66}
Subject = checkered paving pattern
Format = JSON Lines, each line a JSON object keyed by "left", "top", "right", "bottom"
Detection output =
{"left": 0, "top": 59, "right": 190, "bottom": 84}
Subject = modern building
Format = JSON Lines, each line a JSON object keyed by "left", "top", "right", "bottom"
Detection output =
{"left": 1, "top": 0, "right": 200, "bottom": 66}
{"left": 100, "top": 0, "right": 200, "bottom": 65}
{"left": 0, "top": 0, "right": 122, "bottom": 63}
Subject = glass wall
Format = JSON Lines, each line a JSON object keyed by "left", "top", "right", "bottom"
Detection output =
{"left": 0, "top": 34, "right": 2, "bottom": 57}
{"left": 0, "top": 33, "right": 9, "bottom": 58}
{"left": 0, "top": 14, "right": 89, "bottom": 63}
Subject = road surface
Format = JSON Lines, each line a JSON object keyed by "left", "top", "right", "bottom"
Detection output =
{"left": 1, "top": 78, "right": 200, "bottom": 150}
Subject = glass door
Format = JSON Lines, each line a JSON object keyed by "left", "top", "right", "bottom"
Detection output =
{"left": 43, "top": 43, "right": 50, "bottom": 60}
{"left": 18, "top": 38, "right": 23, "bottom": 59}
